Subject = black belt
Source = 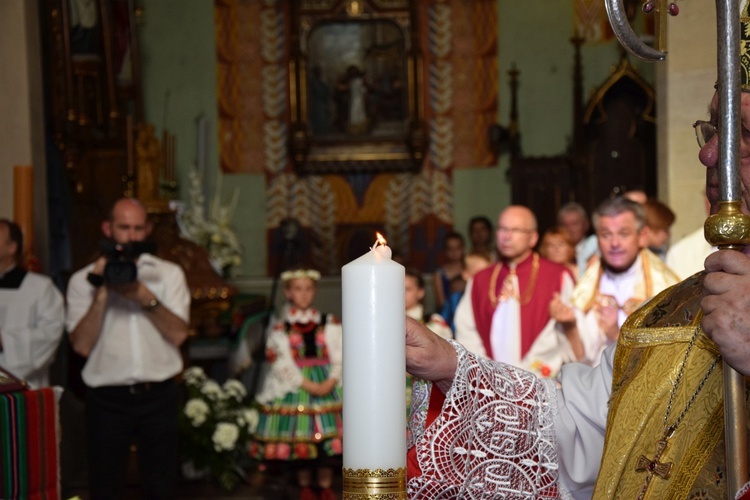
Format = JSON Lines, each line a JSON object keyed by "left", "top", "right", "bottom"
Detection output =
{"left": 91, "top": 378, "right": 174, "bottom": 395}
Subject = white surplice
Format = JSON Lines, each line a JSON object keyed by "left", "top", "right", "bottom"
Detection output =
{"left": 407, "top": 341, "right": 616, "bottom": 499}
{"left": 0, "top": 272, "right": 65, "bottom": 388}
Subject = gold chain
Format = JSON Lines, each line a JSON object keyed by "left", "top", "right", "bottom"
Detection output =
{"left": 662, "top": 326, "right": 721, "bottom": 438}
{"left": 488, "top": 253, "right": 540, "bottom": 307}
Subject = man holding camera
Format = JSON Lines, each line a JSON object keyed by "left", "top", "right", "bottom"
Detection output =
{"left": 67, "top": 197, "right": 190, "bottom": 499}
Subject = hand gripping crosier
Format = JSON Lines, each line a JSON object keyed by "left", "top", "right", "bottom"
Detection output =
{"left": 604, "top": 0, "right": 749, "bottom": 497}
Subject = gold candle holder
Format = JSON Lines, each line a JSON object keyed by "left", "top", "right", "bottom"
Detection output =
{"left": 342, "top": 467, "right": 407, "bottom": 499}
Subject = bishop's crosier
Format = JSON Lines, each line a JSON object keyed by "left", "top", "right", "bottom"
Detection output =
{"left": 341, "top": 233, "right": 407, "bottom": 498}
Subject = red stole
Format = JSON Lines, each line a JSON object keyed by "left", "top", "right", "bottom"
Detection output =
{"left": 470, "top": 253, "right": 571, "bottom": 360}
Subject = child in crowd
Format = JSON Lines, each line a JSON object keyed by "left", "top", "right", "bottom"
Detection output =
{"left": 643, "top": 198, "right": 676, "bottom": 261}
{"left": 464, "top": 251, "right": 493, "bottom": 280}
{"left": 468, "top": 215, "right": 496, "bottom": 263}
{"left": 432, "top": 231, "right": 465, "bottom": 311}
{"left": 439, "top": 252, "right": 492, "bottom": 332}
{"left": 539, "top": 226, "right": 578, "bottom": 277}
{"left": 405, "top": 267, "right": 452, "bottom": 340}
{"left": 249, "top": 268, "right": 342, "bottom": 500}
{"left": 405, "top": 267, "right": 451, "bottom": 417}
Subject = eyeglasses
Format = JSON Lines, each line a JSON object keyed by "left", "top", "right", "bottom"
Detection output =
{"left": 497, "top": 226, "right": 534, "bottom": 235}
{"left": 693, "top": 120, "right": 717, "bottom": 148}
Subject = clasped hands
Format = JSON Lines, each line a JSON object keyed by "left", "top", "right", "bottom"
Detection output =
{"left": 549, "top": 293, "right": 575, "bottom": 324}
{"left": 302, "top": 377, "right": 337, "bottom": 397}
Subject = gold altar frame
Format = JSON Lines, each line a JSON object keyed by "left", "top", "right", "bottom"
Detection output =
{"left": 289, "top": 0, "right": 426, "bottom": 175}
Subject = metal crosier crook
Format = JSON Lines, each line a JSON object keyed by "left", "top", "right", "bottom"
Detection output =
{"left": 604, "top": 0, "right": 749, "bottom": 497}
{"left": 604, "top": 0, "right": 666, "bottom": 61}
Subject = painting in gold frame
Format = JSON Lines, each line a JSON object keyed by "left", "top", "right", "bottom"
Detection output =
{"left": 289, "top": 0, "right": 426, "bottom": 175}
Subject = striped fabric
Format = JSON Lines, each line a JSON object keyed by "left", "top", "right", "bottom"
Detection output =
{"left": 252, "top": 363, "right": 343, "bottom": 461}
{"left": 0, "top": 388, "right": 60, "bottom": 500}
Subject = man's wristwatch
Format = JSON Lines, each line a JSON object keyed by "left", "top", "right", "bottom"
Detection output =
{"left": 143, "top": 298, "right": 161, "bottom": 312}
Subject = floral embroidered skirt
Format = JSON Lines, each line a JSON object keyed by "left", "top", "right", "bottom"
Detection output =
{"left": 250, "top": 363, "right": 343, "bottom": 462}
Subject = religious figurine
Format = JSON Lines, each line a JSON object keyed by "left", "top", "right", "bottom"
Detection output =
{"left": 135, "top": 123, "right": 164, "bottom": 207}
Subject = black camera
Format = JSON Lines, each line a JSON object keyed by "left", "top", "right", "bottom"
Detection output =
{"left": 99, "top": 239, "right": 156, "bottom": 285}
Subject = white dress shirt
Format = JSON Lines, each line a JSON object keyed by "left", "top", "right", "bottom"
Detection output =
{"left": 66, "top": 254, "right": 190, "bottom": 387}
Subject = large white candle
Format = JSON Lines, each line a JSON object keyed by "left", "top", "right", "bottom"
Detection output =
{"left": 342, "top": 234, "right": 406, "bottom": 476}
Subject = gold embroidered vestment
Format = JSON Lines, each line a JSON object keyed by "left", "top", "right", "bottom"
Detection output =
{"left": 593, "top": 272, "right": 750, "bottom": 498}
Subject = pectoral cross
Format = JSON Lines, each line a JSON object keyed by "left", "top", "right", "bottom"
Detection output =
{"left": 635, "top": 438, "right": 674, "bottom": 500}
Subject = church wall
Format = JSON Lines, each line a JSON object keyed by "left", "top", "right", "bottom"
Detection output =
{"left": 0, "top": 0, "right": 48, "bottom": 269}
{"left": 658, "top": 1, "right": 716, "bottom": 241}
{"left": 138, "top": 0, "right": 267, "bottom": 277}
{"left": 0, "top": 1, "right": 29, "bottom": 219}
{"left": 0, "top": 2, "right": 717, "bottom": 298}
{"left": 135, "top": 0, "right": 660, "bottom": 280}
{"left": 476, "top": 0, "right": 657, "bottom": 236}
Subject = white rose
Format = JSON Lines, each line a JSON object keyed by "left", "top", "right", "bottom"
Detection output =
{"left": 184, "top": 399, "right": 210, "bottom": 426}
{"left": 201, "top": 380, "right": 222, "bottom": 399}
{"left": 183, "top": 367, "right": 206, "bottom": 385}
{"left": 212, "top": 422, "right": 239, "bottom": 451}
{"left": 223, "top": 379, "right": 246, "bottom": 400}
{"left": 243, "top": 408, "right": 260, "bottom": 433}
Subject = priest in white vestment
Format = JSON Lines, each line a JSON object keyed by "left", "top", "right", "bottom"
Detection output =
{"left": 666, "top": 226, "right": 716, "bottom": 279}
{"left": 0, "top": 219, "right": 65, "bottom": 388}
{"left": 562, "top": 197, "right": 679, "bottom": 364}
{"left": 666, "top": 195, "right": 714, "bottom": 279}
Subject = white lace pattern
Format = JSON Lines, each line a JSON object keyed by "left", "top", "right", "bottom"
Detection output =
{"left": 407, "top": 341, "right": 561, "bottom": 499}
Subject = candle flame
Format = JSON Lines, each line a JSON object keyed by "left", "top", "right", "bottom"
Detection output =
{"left": 375, "top": 232, "right": 387, "bottom": 247}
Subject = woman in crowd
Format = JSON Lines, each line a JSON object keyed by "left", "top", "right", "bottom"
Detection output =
{"left": 468, "top": 215, "right": 496, "bottom": 263}
{"left": 432, "top": 231, "right": 465, "bottom": 312}
{"left": 539, "top": 226, "right": 578, "bottom": 277}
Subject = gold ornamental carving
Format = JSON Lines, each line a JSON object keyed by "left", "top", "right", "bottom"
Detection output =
{"left": 704, "top": 201, "right": 750, "bottom": 249}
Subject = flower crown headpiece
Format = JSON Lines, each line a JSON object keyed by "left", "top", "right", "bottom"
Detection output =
{"left": 280, "top": 269, "right": 321, "bottom": 282}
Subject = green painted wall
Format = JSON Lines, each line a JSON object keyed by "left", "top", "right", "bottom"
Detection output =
{"left": 138, "top": 0, "right": 653, "bottom": 277}
{"left": 139, "top": 0, "right": 266, "bottom": 277}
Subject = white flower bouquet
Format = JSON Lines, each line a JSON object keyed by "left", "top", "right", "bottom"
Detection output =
{"left": 179, "top": 366, "right": 259, "bottom": 490}
{"left": 177, "top": 168, "right": 242, "bottom": 277}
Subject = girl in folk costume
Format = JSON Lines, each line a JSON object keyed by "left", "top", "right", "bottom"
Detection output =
{"left": 249, "top": 268, "right": 342, "bottom": 500}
